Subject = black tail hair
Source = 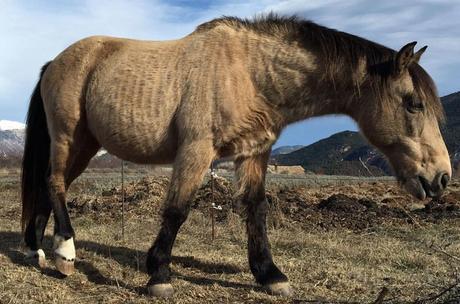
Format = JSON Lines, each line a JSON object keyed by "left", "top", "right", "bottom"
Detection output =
{"left": 21, "top": 62, "right": 52, "bottom": 232}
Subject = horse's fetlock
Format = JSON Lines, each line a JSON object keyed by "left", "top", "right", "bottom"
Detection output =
{"left": 53, "top": 235, "right": 76, "bottom": 260}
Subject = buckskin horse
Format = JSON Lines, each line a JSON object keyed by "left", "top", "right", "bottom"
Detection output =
{"left": 21, "top": 15, "right": 451, "bottom": 297}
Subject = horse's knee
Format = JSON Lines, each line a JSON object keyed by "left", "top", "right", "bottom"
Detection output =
{"left": 48, "top": 174, "right": 66, "bottom": 197}
{"left": 162, "top": 206, "right": 189, "bottom": 226}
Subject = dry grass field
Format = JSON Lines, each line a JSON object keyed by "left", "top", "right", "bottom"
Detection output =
{"left": 1, "top": 171, "right": 460, "bottom": 303}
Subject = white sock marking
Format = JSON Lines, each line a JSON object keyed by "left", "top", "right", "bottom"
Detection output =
{"left": 53, "top": 235, "right": 76, "bottom": 260}
{"left": 25, "top": 248, "right": 45, "bottom": 259}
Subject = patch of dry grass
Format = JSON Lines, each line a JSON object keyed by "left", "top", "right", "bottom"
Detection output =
{"left": 1, "top": 173, "right": 459, "bottom": 303}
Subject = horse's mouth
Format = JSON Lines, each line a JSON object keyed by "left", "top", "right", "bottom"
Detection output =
{"left": 401, "top": 176, "right": 436, "bottom": 200}
{"left": 418, "top": 176, "right": 438, "bottom": 199}
{"left": 404, "top": 175, "right": 444, "bottom": 200}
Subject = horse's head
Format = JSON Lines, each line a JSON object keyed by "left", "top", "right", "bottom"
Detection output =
{"left": 357, "top": 42, "right": 451, "bottom": 200}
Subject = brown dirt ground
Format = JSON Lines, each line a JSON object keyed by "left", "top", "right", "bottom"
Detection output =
{"left": 68, "top": 176, "right": 460, "bottom": 231}
{"left": 1, "top": 174, "right": 460, "bottom": 303}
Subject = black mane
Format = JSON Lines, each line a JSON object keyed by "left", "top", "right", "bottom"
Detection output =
{"left": 197, "top": 13, "right": 394, "bottom": 70}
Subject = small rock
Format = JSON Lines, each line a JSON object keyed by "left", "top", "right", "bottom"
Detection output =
{"left": 408, "top": 203, "right": 425, "bottom": 211}
{"left": 102, "top": 189, "right": 114, "bottom": 196}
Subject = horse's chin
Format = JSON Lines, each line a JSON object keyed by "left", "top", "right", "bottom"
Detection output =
{"left": 401, "top": 176, "right": 427, "bottom": 200}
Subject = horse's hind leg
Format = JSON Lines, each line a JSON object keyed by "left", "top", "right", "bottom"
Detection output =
{"left": 234, "top": 152, "right": 292, "bottom": 296}
{"left": 23, "top": 191, "right": 52, "bottom": 268}
{"left": 146, "top": 139, "right": 215, "bottom": 297}
{"left": 23, "top": 129, "right": 100, "bottom": 271}
{"left": 37, "top": 136, "right": 76, "bottom": 276}
{"left": 64, "top": 133, "right": 101, "bottom": 187}
{"left": 50, "top": 129, "right": 100, "bottom": 275}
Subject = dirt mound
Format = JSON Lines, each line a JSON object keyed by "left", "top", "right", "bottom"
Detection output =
{"left": 68, "top": 176, "right": 169, "bottom": 220}
{"left": 192, "top": 176, "right": 235, "bottom": 221}
{"left": 318, "top": 194, "right": 368, "bottom": 213}
{"left": 68, "top": 176, "right": 236, "bottom": 221}
{"left": 67, "top": 175, "right": 460, "bottom": 230}
{"left": 417, "top": 192, "right": 460, "bottom": 220}
{"left": 264, "top": 190, "right": 405, "bottom": 230}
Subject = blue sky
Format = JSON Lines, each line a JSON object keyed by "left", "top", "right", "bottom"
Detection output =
{"left": 1, "top": 0, "right": 459, "bottom": 147}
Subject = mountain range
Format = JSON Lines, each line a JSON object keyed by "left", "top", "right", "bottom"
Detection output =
{"left": 0, "top": 121, "right": 25, "bottom": 167}
{"left": 271, "top": 145, "right": 304, "bottom": 155}
{"left": 1, "top": 91, "right": 459, "bottom": 175}
{"left": 272, "top": 131, "right": 389, "bottom": 176}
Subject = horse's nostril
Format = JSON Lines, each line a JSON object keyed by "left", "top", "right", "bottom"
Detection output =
{"left": 440, "top": 173, "right": 450, "bottom": 189}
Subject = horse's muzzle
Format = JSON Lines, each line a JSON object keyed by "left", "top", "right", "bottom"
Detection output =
{"left": 418, "top": 172, "right": 450, "bottom": 199}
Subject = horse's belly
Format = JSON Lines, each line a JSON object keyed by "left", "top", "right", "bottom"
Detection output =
{"left": 86, "top": 89, "right": 179, "bottom": 164}
{"left": 88, "top": 107, "right": 178, "bottom": 164}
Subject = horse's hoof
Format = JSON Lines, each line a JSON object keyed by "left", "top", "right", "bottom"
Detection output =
{"left": 55, "top": 254, "right": 75, "bottom": 276}
{"left": 25, "top": 249, "right": 47, "bottom": 269}
{"left": 147, "top": 283, "right": 174, "bottom": 297}
{"left": 265, "top": 282, "right": 293, "bottom": 297}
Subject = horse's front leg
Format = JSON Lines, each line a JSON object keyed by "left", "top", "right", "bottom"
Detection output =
{"left": 146, "top": 139, "right": 216, "bottom": 297}
{"left": 234, "top": 152, "right": 292, "bottom": 296}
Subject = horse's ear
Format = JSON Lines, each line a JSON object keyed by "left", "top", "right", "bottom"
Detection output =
{"left": 394, "top": 41, "right": 417, "bottom": 74}
{"left": 413, "top": 45, "right": 428, "bottom": 63}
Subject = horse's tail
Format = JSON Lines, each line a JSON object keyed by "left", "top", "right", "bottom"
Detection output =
{"left": 21, "top": 61, "right": 52, "bottom": 233}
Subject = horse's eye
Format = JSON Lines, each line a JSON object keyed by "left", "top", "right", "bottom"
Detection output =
{"left": 405, "top": 98, "right": 424, "bottom": 114}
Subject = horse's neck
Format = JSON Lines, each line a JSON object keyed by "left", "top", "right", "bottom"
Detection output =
{"left": 245, "top": 35, "right": 364, "bottom": 125}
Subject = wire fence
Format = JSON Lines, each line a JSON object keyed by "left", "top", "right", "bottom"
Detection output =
{"left": 0, "top": 168, "right": 456, "bottom": 188}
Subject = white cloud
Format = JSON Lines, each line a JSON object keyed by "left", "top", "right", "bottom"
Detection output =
{"left": 265, "top": 0, "right": 361, "bottom": 14}
{"left": 0, "top": 0, "right": 184, "bottom": 121}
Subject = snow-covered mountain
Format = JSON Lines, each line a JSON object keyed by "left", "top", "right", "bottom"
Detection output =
{"left": 0, "top": 120, "right": 117, "bottom": 168}
{"left": 0, "top": 120, "right": 25, "bottom": 131}
{"left": 0, "top": 121, "right": 25, "bottom": 166}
